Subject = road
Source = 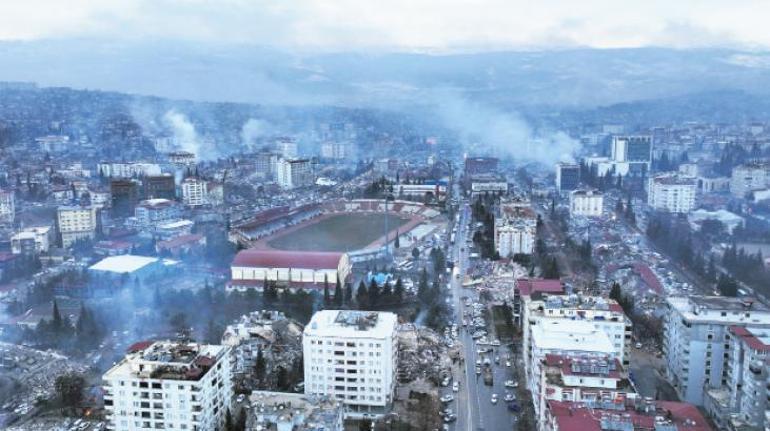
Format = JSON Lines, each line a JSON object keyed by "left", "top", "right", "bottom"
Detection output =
{"left": 440, "top": 200, "right": 518, "bottom": 431}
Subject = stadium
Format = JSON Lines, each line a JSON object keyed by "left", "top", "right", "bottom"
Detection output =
{"left": 229, "top": 199, "right": 440, "bottom": 262}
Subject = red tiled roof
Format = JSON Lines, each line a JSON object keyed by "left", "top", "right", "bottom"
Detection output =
{"left": 547, "top": 400, "right": 712, "bottom": 431}
{"left": 157, "top": 234, "right": 205, "bottom": 249}
{"left": 633, "top": 263, "right": 663, "bottom": 294}
{"left": 127, "top": 340, "right": 154, "bottom": 353}
{"left": 516, "top": 278, "right": 564, "bottom": 297}
{"left": 0, "top": 252, "right": 17, "bottom": 263}
{"left": 232, "top": 249, "right": 344, "bottom": 270}
{"left": 729, "top": 325, "right": 770, "bottom": 352}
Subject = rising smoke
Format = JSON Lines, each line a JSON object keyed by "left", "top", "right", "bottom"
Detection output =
{"left": 240, "top": 118, "right": 275, "bottom": 150}
{"left": 163, "top": 110, "right": 201, "bottom": 157}
{"left": 433, "top": 94, "right": 579, "bottom": 165}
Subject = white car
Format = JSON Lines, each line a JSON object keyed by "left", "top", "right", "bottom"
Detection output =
{"left": 452, "top": 382, "right": 460, "bottom": 392}
{"left": 491, "top": 393, "right": 498, "bottom": 404}
{"left": 504, "top": 380, "right": 518, "bottom": 388}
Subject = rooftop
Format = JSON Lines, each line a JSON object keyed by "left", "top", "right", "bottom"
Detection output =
{"left": 729, "top": 326, "right": 770, "bottom": 352}
{"left": 516, "top": 278, "right": 565, "bottom": 297}
{"left": 531, "top": 320, "right": 615, "bottom": 355}
{"left": 232, "top": 249, "right": 345, "bottom": 270}
{"left": 304, "top": 310, "right": 397, "bottom": 339}
{"left": 104, "top": 341, "right": 228, "bottom": 382}
{"left": 89, "top": 255, "right": 158, "bottom": 274}
{"left": 547, "top": 400, "right": 712, "bottom": 431}
{"left": 668, "top": 296, "right": 770, "bottom": 325}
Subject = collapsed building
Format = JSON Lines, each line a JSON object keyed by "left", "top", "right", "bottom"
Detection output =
{"left": 222, "top": 310, "right": 303, "bottom": 391}
{"left": 246, "top": 391, "right": 344, "bottom": 431}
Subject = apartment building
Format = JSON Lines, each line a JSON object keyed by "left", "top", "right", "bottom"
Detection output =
{"left": 664, "top": 296, "right": 770, "bottom": 406}
{"left": 276, "top": 158, "right": 313, "bottom": 189}
{"left": 57, "top": 205, "right": 98, "bottom": 248}
{"left": 102, "top": 341, "right": 232, "bottom": 431}
{"left": 181, "top": 177, "right": 208, "bottom": 207}
{"left": 303, "top": 310, "right": 398, "bottom": 419}
{"left": 648, "top": 173, "right": 698, "bottom": 213}
{"left": 494, "top": 202, "right": 537, "bottom": 257}
{"left": 569, "top": 189, "right": 603, "bottom": 217}
{"left": 730, "top": 162, "right": 770, "bottom": 198}
{"left": 98, "top": 162, "right": 162, "bottom": 178}
{"left": 555, "top": 163, "right": 580, "bottom": 193}
{"left": 0, "top": 189, "right": 14, "bottom": 223}
{"left": 11, "top": 226, "right": 52, "bottom": 255}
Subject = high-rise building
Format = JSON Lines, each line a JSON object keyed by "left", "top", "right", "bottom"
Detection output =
{"left": 303, "top": 310, "right": 398, "bottom": 419}
{"left": 663, "top": 296, "right": 770, "bottom": 406}
{"left": 254, "top": 152, "right": 280, "bottom": 178}
{"left": 10, "top": 226, "right": 52, "bottom": 255}
{"left": 102, "top": 341, "right": 232, "bottom": 431}
{"left": 111, "top": 179, "right": 140, "bottom": 218}
{"left": 181, "top": 177, "right": 208, "bottom": 207}
{"left": 133, "top": 199, "right": 182, "bottom": 229}
{"left": 320, "top": 141, "right": 353, "bottom": 160}
{"left": 610, "top": 135, "right": 652, "bottom": 165}
{"left": 98, "top": 162, "right": 162, "bottom": 178}
{"left": 555, "top": 163, "right": 580, "bottom": 193}
{"left": 0, "top": 189, "right": 14, "bottom": 223}
{"left": 494, "top": 201, "right": 537, "bottom": 257}
{"left": 276, "top": 158, "right": 313, "bottom": 189}
{"left": 57, "top": 205, "right": 98, "bottom": 248}
{"left": 647, "top": 173, "right": 698, "bottom": 213}
{"left": 143, "top": 174, "right": 176, "bottom": 200}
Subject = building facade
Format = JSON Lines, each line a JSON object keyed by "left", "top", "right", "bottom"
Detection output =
{"left": 663, "top": 296, "right": 770, "bottom": 406}
{"left": 230, "top": 250, "right": 351, "bottom": 291}
{"left": 648, "top": 173, "right": 698, "bottom": 213}
{"left": 303, "top": 310, "right": 398, "bottom": 419}
{"left": 569, "top": 189, "right": 603, "bottom": 217}
{"left": 57, "top": 205, "right": 98, "bottom": 248}
{"left": 555, "top": 163, "right": 580, "bottom": 193}
{"left": 276, "top": 158, "right": 313, "bottom": 189}
{"left": 103, "top": 341, "right": 232, "bottom": 431}
{"left": 0, "top": 190, "right": 14, "bottom": 223}
{"left": 181, "top": 177, "right": 208, "bottom": 207}
{"left": 494, "top": 203, "right": 537, "bottom": 257}
{"left": 730, "top": 162, "right": 770, "bottom": 198}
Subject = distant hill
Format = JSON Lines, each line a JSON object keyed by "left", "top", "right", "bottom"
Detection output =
{"left": 1, "top": 40, "right": 770, "bottom": 109}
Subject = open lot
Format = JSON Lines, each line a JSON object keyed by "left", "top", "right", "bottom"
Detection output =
{"left": 266, "top": 212, "right": 410, "bottom": 252}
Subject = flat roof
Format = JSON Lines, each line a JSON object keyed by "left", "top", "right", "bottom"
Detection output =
{"left": 531, "top": 320, "right": 614, "bottom": 354}
{"left": 304, "top": 310, "right": 397, "bottom": 339}
{"left": 89, "top": 255, "right": 158, "bottom": 274}
{"left": 668, "top": 296, "right": 770, "bottom": 325}
{"left": 233, "top": 249, "right": 345, "bottom": 270}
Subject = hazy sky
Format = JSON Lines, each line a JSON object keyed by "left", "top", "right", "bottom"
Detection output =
{"left": 0, "top": 0, "right": 767, "bottom": 51}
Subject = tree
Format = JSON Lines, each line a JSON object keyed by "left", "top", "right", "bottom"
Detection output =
{"left": 235, "top": 408, "right": 247, "bottom": 431}
{"left": 344, "top": 283, "right": 353, "bottom": 305}
{"left": 356, "top": 281, "right": 369, "bottom": 309}
{"left": 394, "top": 230, "right": 400, "bottom": 248}
{"left": 412, "top": 247, "right": 420, "bottom": 260}
{"left": 54, "top": 372, "right": 85, "bottom": 412}
{"left": 717, "top": 274, "right": 739, "bottom": 297}
{"left": 334, "top": 278, "right": 343, "bottom": 306}
{"left": 394, "top": 277, "right": 404, "bottom": 302}
{"left": 609, "top": 282, "right": 622, "bottom": 302}
{"left": 323, "top": 274, "right": 331, "bottom": 307}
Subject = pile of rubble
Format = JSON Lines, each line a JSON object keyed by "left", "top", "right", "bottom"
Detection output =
{"left": 396, "top": 324, "right": 457, "bottom": 385}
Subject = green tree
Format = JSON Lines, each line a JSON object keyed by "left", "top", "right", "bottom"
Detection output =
{"left": 224, "top": 408, "right": 234, "bottom": 431}
{"left": 334, "top": 278, "right": 343, "bottom": 306}
{"left": 356, "top": 281, "right": 369, "bottom": 308}
{"left": 323, "top": 274, "right": 331, "bottom": 307}
{"left": 54, "top": 372, "right": 85, "bottom": 412}
{"left": 254, "top": 347, "right": 266, "bottom": 381}
{"left": 394, "top": 277, "right": 404, "bottom": 302}
{"left": 394, "top": 230, "right": 400, "bottom": 248}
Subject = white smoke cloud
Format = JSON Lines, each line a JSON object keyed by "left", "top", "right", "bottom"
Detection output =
{"left": 163, "top": 109, "right": 200, "bottom": 157}
{"left": 433, "top": 94, "right": 579, "bottom": 165}
{"left": 240, "top": 118, "right": 274, "bottom": 149}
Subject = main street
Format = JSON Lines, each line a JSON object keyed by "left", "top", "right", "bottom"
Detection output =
{"left": 440, "top": 199, "right": 519, "bottom": 431}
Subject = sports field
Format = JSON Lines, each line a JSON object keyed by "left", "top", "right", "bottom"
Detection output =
{"left": 267, "top": 213, "right": 409, "bottom": 252}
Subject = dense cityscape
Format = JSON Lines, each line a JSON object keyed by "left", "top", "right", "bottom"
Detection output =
{"left": 2, "top": 2, "right": 770, "bottom": 431}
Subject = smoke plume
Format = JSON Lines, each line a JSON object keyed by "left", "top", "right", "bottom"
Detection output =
{"left": 240, "top": 118, "right": 274, "bottom": 149}
{"left": 433, "top": 95, "right": 579, "bottom": 165}
{"left": 163, "top": 110, "right": 201, "bottom": 157}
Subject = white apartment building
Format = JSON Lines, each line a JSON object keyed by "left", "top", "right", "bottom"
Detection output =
{"left": 731, "top": 162, "right": 770, "bottom": 198}
{"left": 57, "top": 205, "right": 98, "bottom": 248}
{"left": 522, "top": 294, "right": 632, "bottom": 388}
{"left": 528, "top": 320, "right": 618, "bottom": 423}
{"left": 97, "top": 162, "right": 162, "bottom": 178}
{"left": 610, "top": 135, "right": 652, "bottom": 166}
{"left": 181, "top": 177, "right": 208, "bottom": 207}
{"left": 320, "top": 141, "right": 353, "bottom": 160}
{"left": 494, "top": 203, "right": 537, "bottom": 257}
{"left": 569, "top": 189, "right": 603, "bottom": 217}
{"left": 0, "top": 190, "right": 14, "bottom": 223}
{"left": 705, "top": 325, "right": 770, "bottom": 430}
{"left": 103, "top": 341, "right": 232, "bottom": 431}
{"left": 276, "top": 158, "right": 313, "bottom": 189}
{"left": 664, "top": 296, "right": 770, "bottom": 406}
{"left": 647, "top": 173, "right": 698, "bottom": 213}
{"left": 11, "top": 226, "right": 52, "bottom": 254}
{"left": 303, "top": 310, "right": 398, "bottom": 419}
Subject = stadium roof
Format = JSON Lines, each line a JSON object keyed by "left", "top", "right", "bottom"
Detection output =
{"left": 232, "top": 249, "right": 345, "bottom": 270}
